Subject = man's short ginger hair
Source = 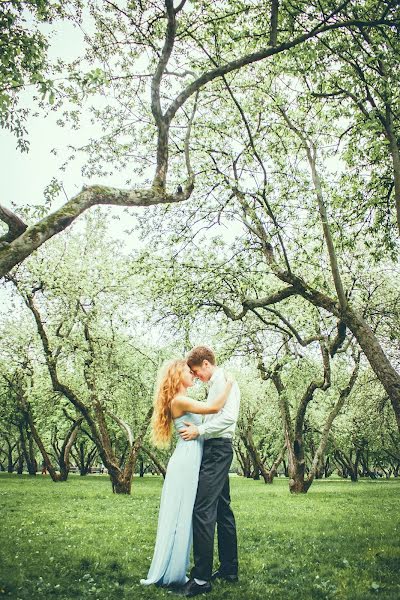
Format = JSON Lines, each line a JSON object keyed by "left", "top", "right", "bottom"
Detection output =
{"left": 186, "top": 346, "right": 216, "bottom": 368}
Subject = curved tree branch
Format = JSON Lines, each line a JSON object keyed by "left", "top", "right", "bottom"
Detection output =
{"left": 0, "top": 205, "right": 27, "bottom": 244}
{"left": 164, "top": 16, "right": 399, "bottom": 123}
{"left": 151, "top": 0, "right": 177, "bottom": 188}
{"left": 0, "top": 184, "right": 193, "bottom": 278}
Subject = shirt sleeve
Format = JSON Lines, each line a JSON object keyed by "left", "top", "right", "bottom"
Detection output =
{"left": 197, "top": 383, "right": 240, "bottom": 436}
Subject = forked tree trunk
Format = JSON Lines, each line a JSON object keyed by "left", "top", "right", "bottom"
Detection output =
{"left": 18, "top": 424, "right": 36, "bottom": 475}
{"left": 141, "top": 446, "right": 166, "bottom": 478}
{"left": 242, "top": 429, "right": 277, "bottom": 484}
{"left": 334, "top": 449, "right": 359, "bottom": 482}
{"left": 25, "top": 410, "right": 62, "bottom": 482}
{"left": 16, "top": 445, "right": 24, "bottom": 475}
{"left": 111, "top": 475, "right": 133, "bottom": 494}
{"left": 270, "top": 352, "right": 358, "bottom": 493}
{"left": 109, "top": 446, "right": 140, "bottom": 494}
{"left": 71, "top": 440, "right": 98, "bottom": 476}
{"left": 23, "top": 290, "right": 153, "bottom": 495}
{"left": 57, "top": 418, "right": 83, "bottom": 480}
{"left": 5, "top": 438, "right": 15, "bottom": 473}
{"left": 264, "top": 444, "right": 287, "bottom": 484}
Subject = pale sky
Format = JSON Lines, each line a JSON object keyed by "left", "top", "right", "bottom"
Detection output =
{"left": 0, "top": 15, "right": 147, "bottom": 315}
{"left": 1, "top": 15, "right": 143, "bottom": 235}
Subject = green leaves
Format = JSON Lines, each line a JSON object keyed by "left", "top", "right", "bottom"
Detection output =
{"left": 0, "top": 1, "right": 54, "bottom": 143}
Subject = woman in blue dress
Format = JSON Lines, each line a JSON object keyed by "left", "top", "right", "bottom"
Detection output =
{"left": 140, "top": 359, "right": 233, "bottom": 588}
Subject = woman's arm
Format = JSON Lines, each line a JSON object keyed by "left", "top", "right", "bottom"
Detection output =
{"left": 173, "top": 377, "right": 233, "bottom": 416}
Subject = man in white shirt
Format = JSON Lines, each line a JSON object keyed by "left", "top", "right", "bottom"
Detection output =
{"left": 178, "top": 346, "right": 240, "bottom": 597}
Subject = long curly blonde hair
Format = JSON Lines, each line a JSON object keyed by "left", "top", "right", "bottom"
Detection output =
{"left": 151, "top": 359, "right": 186, "bottom": 448}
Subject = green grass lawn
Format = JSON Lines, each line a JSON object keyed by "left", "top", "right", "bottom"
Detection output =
{"left": 0, "top": 473, "right": 399, "bottom": 600}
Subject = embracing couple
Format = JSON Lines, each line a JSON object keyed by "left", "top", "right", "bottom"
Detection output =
{"left": 140, "top": 346, "right": 240, "bottom": 596}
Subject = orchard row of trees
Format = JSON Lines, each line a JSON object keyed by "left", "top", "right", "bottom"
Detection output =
{"left": 0, "top": 217, "right": 398, "bottom": 494}
{"left": 1, "top": 2, "right": 400, "bottom": 493}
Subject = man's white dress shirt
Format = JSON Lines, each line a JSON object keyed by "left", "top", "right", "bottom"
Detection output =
{"left": 197, "top": 367, "right": 240, "bottom": 439}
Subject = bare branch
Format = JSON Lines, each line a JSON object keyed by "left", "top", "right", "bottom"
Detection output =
{"left": 269, "top": 0, "right": 279, "bottom": 46}
{"left": 150, "top": 0, "right": 177, "bottom": 188}
{"left": 329, "top": 320, "right": 347, "bottom": 357}
{"left": 164, "top": 16, "right": 399, "bottom": 123}
{"left": 184, "top": 90, "right": 199, "bottom": 180}
{"left": 244, "top": 286, "right": 301, "bottom": 309}
{"left": 174, "top": 0, "right": 188, "bottom": 14}
{"left": 294, "top": 342, "right": 331, "bottom": 440}
{"left": 151, "top": 0, "right": 176, "bottom": 124}
{"left": 261, "top": 306, "right": 324, "bottom": 346}
{"left": 108, "top": 411, "right": 134, "bottom": 446}
{"left": 203, "top": 286, "right": 298, "bottom": 322}
{"left": 0, "top": 205, "right": 28, "bottom": 244}
{"left": 277, "top": 106, "right": 348, "bottom": 311}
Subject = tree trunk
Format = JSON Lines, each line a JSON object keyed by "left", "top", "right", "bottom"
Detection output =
{"left": 288, "top": 439, "right": 309, "bottom": 493}
{"left": 111, "top": 475, "right": 132, "bottom": 495}
{"left": 234, "top": 440, "right": 252, "bottom": 477}
{"left": 23, "top": 405, "right": 62, "bottom": 482}
{"left": 141, "top": 446, "right": 166, "bottom": 478}
{"left": 109, "top": 446, "right": 141, "bottom": 494}
{"left": 107, "top": 427, "right": 148, "bottom": 494}
{"left": 264, "top": 444, "right": 286, "bottom": 484}
{"left": 243, "top": 429, "right": 273, "bottom": 484}
{"left": 16, "top": 445, "right": 24, "bottom": 475}
{"left": 5, "top": 438, "right": 14, "bottom": 473}
{"left": 271, "top": 370, "right": 309, "bottom": 493}
{"left": 27, "top": 430, "right": 38, "bottom": 474}
{"left": 344, "top": 307, "right": 400, "bottom": 433}
{"left": 57, "top": 418, "right": 82, "bottom": 481}
{"left": 385, "top": 107, "right": 400, "bottom": 236}
{"left": 334, "top": 449, "right": 359, "bottom": 482}
{"left": 71, "top": 439, "right": 97, "bottom": 475}
{"left": 18, "top": 424, "right": 36, "bottom": 475}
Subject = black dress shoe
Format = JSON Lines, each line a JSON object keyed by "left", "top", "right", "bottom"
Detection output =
{"left": 176, "top": 578, "right": 212, "bottom": 596}
{"left": 211, "top": 570, "right": 238, "bottom": 582}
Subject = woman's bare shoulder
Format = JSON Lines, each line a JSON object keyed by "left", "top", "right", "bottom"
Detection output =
{"left": 171, "top": 395, "right": 190, "bottom": 406}
{"left": 171, "top": 395, "right": 189, "bottom": 419}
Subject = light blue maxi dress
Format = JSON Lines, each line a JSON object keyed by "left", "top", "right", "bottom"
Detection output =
{"left": 140, "top": 412, "right": 204, "bottom": 587}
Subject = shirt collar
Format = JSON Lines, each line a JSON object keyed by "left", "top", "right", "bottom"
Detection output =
{"left": 208, "top": 366, "right": 222, "bottom": 386}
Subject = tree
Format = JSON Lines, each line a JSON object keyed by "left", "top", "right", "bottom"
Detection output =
{"left": 131, "top": 243, "right": 365, "bottom": 492}
{"left": 332, "top": 372, "right": 399, "bottom": 480}
{"left": 2, "top": 216, "right": 162, "bottom": 493}
{"left": 129, "top": 36, "right": 400, "bottom": 434}
{"left": 260, "top": 346, "right": 360, "bottom": 493}
{"left": 235, "top": 374, "right": 285, "bottom": 484}
{"left": 1, "top": 1, "right": 398, "bottom": 276}
{"left": 0, "top": 317, "right": 84, "bottom": 481}
{"left": 0, "top": 0, "right": 57, "bottom": 150}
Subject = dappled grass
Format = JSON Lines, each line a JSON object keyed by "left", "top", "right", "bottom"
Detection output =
{"left": 0, "top": 473, "right": 399, "bottom": 599}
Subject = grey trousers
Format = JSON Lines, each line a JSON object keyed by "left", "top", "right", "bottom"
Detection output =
{"left": 190, "top": 438, "right": 238, "bottom": 581}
